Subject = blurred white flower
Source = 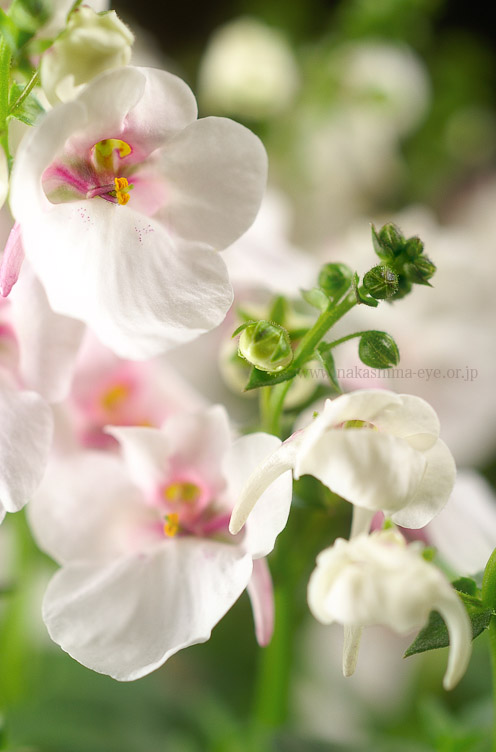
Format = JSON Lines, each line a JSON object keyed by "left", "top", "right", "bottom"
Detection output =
{"left": 307, "top": 530, "right": 472, "bottom": 690}
{"left": 0, "top": 149, "right": 7, "bottom": 210}
{"left": 40, "top": 7, "right": 134, "bottom": 105}
{"left": 230, "top": 389, "right": 455, "bottom": 536}
{"left": 199, "top": 17, "right": 299, "bottom": 119}
{"left": 428, "top": 470, "right": 496, "bottom": 575}
{"left": 29, "top": 406, "right": 293, "bottom": 679}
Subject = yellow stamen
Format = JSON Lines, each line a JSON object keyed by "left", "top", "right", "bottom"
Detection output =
{"left": 92, "top": 138, "right": 132, "bottom": 171}
{"left": 101, "top": 383, "right": 129, "bottom": 412}
{"left": 163, "top": 482, "right": 202, "bottom": 505}
{"left": 114, "top": 177, "right": 131, "bottom": 205}
{"left": 164, "top": 513, "right": 180, "bottom": 537}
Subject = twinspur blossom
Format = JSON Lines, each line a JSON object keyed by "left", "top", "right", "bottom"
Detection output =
{"left": 230, "top": 389, "right": 456, "bottom": 536}
{"left": 6, "top": 65, "right": 268, "bottom": 359}
{"left": 40, "top": 7, "right": 134, "bottom": 105}
{"left": 307, "top": 530, "right": 472, "bottom": 690}
{"left": 28, "top": 405, "right": 293, "bottom": 679}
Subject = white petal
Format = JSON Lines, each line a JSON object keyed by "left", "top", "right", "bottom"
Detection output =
{"left": 28, "top": 451, "right": 143, "bottom": 564}
{"left": 18, "top": 200, "right": 233, "bottom": 359}
{"left": 0, "top": 385, "right": 53, "bottom": 514}
{"left": 391, "top": 439, "right": 456, "bottom": 528}
{"left": 436, "top": 589, "right": 472, "bottom": 690}
{"left": 229, "top": 435, "right": 299, "bottom": 536}
{"left": 225, "top": 432, "right": 293, "bottom": 555}
{"left": 342, "top": 625, "right": 363, "bottom": 677}
{"left": 42, "top": 540, "right": 253, "bottom": 680}
{"left": 123, "top": 67, "right": 198, "bottom": 152}
{"left": 104, "top": 425, "right": 174, "bottom": 497}
{"left": 159, "top": 116, "right": 268, "bottom": 250}
{"left": 298, "top": 429, "right": 426, "bottom": 512}
{"left": 372, "top": 394, "right": 440, "bottom": 450}
{"left": 10, "top": 264, "right": 85, "bottom": 403}
{"left": 247, "top": 557, "right": 274, "bottom": 647}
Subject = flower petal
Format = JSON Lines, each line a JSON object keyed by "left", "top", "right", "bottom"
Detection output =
{"left": 391, "top": 439, "right": 456, "bottom": 529}
{"left": 298, "top": 429, "right": 426, "bottom": 512}
{"left": 436, "top": 589, "right": 472, "bottom": 690}
{"left": 16, "top": 199, "right": 233, "bottom": 358}
{"left": 10, "top": 264, "right": 85, "bottom": 403}
{"left": 0, "top": 222, "right": 25, "bottom": 297}
{"left": 0, "top": 384, "right": 53, "bottom": 515}
{"left": 42, "top": 540, "right": 253, "bottom": 680}
{"left": 159, "top": 116, "right": 268, "bottom": 250}
{"left": 247, "top": 557, "right": 274, "bottom": 647}
{"left": 28, "top": 451, "right": 142, "bottom": 564}
{"left": 372, "top": 394, "right": 440, "bottom": 450}
{"left": 228, "top": 434, "right": 298, "bottom": 536}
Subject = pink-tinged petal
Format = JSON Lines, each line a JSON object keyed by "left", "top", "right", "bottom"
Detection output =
{"left": 42, "top": 540, "right": 253, "bottom": 680}
{"left": 122, "top": 67, "right": 198, "bottom": 155}
{"left": 28, "top": 451, "right": 144, "bottom": 565}
{"left": 104, "top": 425, "right": 174, "bottom": 498}
{"left": 159, "top": 116, "right": 268, "bottom": 250}
{"left": 0, "top": 384, "right": 53, "bottom": 515}
{"left": 10, "top": 264, "right": 85, "bottom": 403}
{"left": 15, "top": 198, "right": 233, "bottom": 358}
{"left": 247, "top": 558, "right": 274, "bottom": 647}
{"left": 226, "top": 432, "right": 294, "bottom": 552}
{"left": 0, "top": 223, "right": 25, "bottom": 297}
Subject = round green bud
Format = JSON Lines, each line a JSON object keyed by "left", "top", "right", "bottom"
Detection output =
{"left": 363, "top": 265, "right": 399, "bottom": 299}
{"left": 238, "top": 320, "right": 293, "bottom": 372}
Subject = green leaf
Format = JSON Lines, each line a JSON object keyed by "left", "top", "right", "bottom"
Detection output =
{"left": 363, "top": 265, "right": 399, "bottom": 299}
{"left": 358, "top": 330, "right": 400, "bottom": 369}
{"left": 244, "top": 365, "right": 298, "bottom": 391}
{"left": 317, "top": 343, "right": 342, "bottom": 393}
{"left": 8, "top": 82, "right": 45, "bottom": 126}
{"left": 301, "top": 286, "right": 330, "bottom": 312}
{"left": 268, "top": 295, "right": 288, "bottom": 325}
{"left": 404, "top": 599, "right": 493, "bottom": 658}
{"left": 317, "top": 262, "right": 353, "bottom": 298}
{"left": 452, "top": 577, "right": 478, "bottom": 597}
{"left": 9, "top": 0, "right": 50, "bottom": 34}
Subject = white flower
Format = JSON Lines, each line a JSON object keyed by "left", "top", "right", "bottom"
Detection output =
{"left": 307, "top": 530, "right": 472, "bottom": 690}
{"left": 199, "top": 17, "right": 299, "bottom": 119}
{"left": 7, "top": 66, "right": 267, "bottom": 359}
{"left": 41, "top": 7, "right": 134, "bottom": 105}
{"left": 230, "top": 389, "right": 455, "bottom": 536}
{"left": 28, "top": 405, "right": 292, "bottom": 679}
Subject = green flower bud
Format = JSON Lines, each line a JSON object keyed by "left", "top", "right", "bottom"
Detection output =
{"left": 238, "top": 320, "right": 293, "bottom": 372}
{"left": 405, "top": 255, "right": 436, "bottom": 286}
{"left": 372, "top": 223, "right": 405, "bottom": 260}
{"left": 363, "top": 265, "right": 399, "bottom": 299}
{"left": 318, "top": 262, "right": 353, "bottom": 297}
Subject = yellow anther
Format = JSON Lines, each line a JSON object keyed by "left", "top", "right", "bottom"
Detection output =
{"left": 92, "top": 138, "right": 132, "bottom": 171}
{"left": 101, "top": 383, "right": 129, "bottom": 412}
{"left": 114, "top": 177, "right": 131, "bottom": 205}
{"left": 164, "top": 513, "right": 180, "bottom": 538}
{"left": 163, "top": 482, "right": 201, "bottom": 505}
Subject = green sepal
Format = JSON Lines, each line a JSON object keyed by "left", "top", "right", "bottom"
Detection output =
{"left": 404, "top": 235, "right": 424, "bottom": 260}
{"left": 268, "top": 295, "right": 288, "bottom": 325}
{"left": 244, "top": 365, "right": 299, "bottom": 392}
{"left": 8, "top": 81, "right": 44, "bottom": 125}
{"left": 363, "top": 265, "right": 399, "bottom": 299}
{"left": 405, "top": 255, "right": 436, "bottom": 286}
{"left": 231, "top": 321, "right": 254, "bottom": 338}
{"left": 301, "top": 287, "right": 330, "bottom": 313}
{"left": 352, "top": 272, "right": 378, "bottom": 307}
{"left": 317, "top": 343, "right": 342, "bottom": 393}
{"left": 317, "top": 262, "right": 353, "bottom": 298}
{"left": 452, "top": 577, "right": 478, "bottom": 597}
{"left": 358, "top": 330, "right": 400, "bottom": 369}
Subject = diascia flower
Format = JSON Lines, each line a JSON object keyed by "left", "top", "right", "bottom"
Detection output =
{"left": 7, "top": 66, "right": 268, "bottom": 359}
{"left": 230, "top": 390, "right": 455, "bottom": 536}
{"left": 307, "top": 530, "right": 472, "bottom": 690}
{"left": 28, "top": 406, "right": 292, "bottom": 679}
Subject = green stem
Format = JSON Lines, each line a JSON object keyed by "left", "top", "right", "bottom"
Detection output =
{"left": 252, "top": 580, "right": 294, "bottom": 730}
{"left": 325, "top": 330, "right": 370, "bottom": 350}
{"left": 482, "top": 548, "right": 496, "bottom": 751}
{"left": 0, "top": 39, "right": 12, "bottom": 162}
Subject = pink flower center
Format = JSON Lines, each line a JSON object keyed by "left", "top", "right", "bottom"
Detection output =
{"left": 159, "top": 478, "right": 230, "bottom": 540}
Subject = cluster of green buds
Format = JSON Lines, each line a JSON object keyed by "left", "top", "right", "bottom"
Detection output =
{"left": 362, "top": 222, "right": 437, "bottom": 301}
